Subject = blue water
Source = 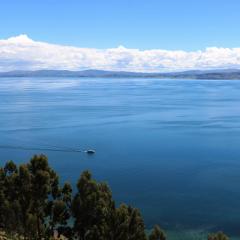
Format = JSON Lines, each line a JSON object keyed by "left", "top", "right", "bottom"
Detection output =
{"left": 1, "top": 77, "right": 240, "bottom": 238}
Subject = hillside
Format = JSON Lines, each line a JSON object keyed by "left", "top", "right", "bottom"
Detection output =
{"left": 1, "top": 69, "right": 240, "bottom": 79}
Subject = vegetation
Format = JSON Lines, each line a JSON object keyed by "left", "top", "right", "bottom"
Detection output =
{"left": 0, "top": 155, "right": 230, "bottom": 240}
{"left": 208, "top": 232, "right": 229, "bottom": 240}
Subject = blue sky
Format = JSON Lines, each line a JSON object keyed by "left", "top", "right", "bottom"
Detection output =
{"left": 1, "top": 0, "right": 240, "bottom": 50}
{"left": 1, "top": 0, "right": 240, "bottom": 72}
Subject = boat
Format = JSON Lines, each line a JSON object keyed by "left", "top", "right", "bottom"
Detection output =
{"left": 85, "top": 149, "right": 96, "bottom": 154}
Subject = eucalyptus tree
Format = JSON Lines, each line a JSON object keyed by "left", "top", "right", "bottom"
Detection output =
{"left": 0, "top": 155, "right": 231, "bottom": 240}
{"left": 112, "top": 204, "right": 147, "bottom": 240}
{"left": 208, "top": 232, "right": 229, "bottom": 240}
{"left": 72, "top": 170, "right": 115, "bottom": 240}
{"left": 149, "top": 225, "right": 166, "bottom": 240}
{"left": 0, "top": 155, "right": 72, "bottom": 239}
{"left": 0, "top": 161, "right": 21, "bottom": 236}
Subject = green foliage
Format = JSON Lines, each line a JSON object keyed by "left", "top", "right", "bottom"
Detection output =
{"left": 113, "top": 204, "right": 147, "bottom": 240}
{"left": 149, "top": 225, "right": 166, "bottom": 240}
{"left": 0, "top": 155, "right": 71, "bottom": 240}
{"left": 0, "top": 155, "right": 231, "bottom": 240}
{"left": 208, "top": 232, "right": 229, "bottom": 240}
{"left": 72, "top": 170, "right": 116, "bottom": 239}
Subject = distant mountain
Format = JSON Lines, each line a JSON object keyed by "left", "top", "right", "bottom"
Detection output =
{"left": 1, "top": 69, "right": 240, "bottom": 79}
{"left": 0, "top": 70, "right": 146, "bottom": 78}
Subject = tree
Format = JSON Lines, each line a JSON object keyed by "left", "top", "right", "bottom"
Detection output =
{"left": 208, "top": 232, "right": 229, "bottom": 240}
{"left": 6, "top": 155, "right": 233, "bottom": 240}
{"left": 49, "top": 182, "right": 73, "bottom": 239}
{"left": 72, "top": 171, "right": 115, "bottom": 240}
{"left": 1, "top": 161, "right": 21, "bottom": 236}
{"left": 27, "top": 154, "right": 66, "bottom": 239}
{"left": 0, "top": 155, "right": 71, "bottom": 240}
{"left": 0, "top": 167, "right": 6, "bottom": 229}
{"left": 149, "top": 225, "right": 166, "bottom": 240}
{"left": 17, "top": 164, "right": 34, "bottom": 239}
{"left": 113, "top": 204, "right": 147, "bottom": 240}
{"left": 1, "top": 155, "right": 233, "bottom": 240}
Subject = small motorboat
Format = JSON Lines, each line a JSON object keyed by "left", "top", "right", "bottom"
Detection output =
{"left": 85, "top": 149, "right": 96, "bottom": 154}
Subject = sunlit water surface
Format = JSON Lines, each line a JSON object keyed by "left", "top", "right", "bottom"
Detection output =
{"left": 1, "top": 77, "right": 240, "bottom": 239}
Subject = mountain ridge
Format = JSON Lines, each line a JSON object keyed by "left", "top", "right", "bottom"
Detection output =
{"left": 1, "top": 69, "right": 240, "bottom": 79}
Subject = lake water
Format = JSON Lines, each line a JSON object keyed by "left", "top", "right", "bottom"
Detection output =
{"left": 1, "top": 77, "right": 240, "bottom": 239}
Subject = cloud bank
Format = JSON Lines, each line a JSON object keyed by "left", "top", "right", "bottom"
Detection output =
{"left": 1, "top": 34, "right": 240, "bottom": 72}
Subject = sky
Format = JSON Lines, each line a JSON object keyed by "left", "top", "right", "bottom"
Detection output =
{"left": 1, "top": 0, "right": 240, "bottom": 72}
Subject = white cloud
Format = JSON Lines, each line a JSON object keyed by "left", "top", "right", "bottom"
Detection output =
{"left": 1, "top": 34, "right": 240, "bottom": 72}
